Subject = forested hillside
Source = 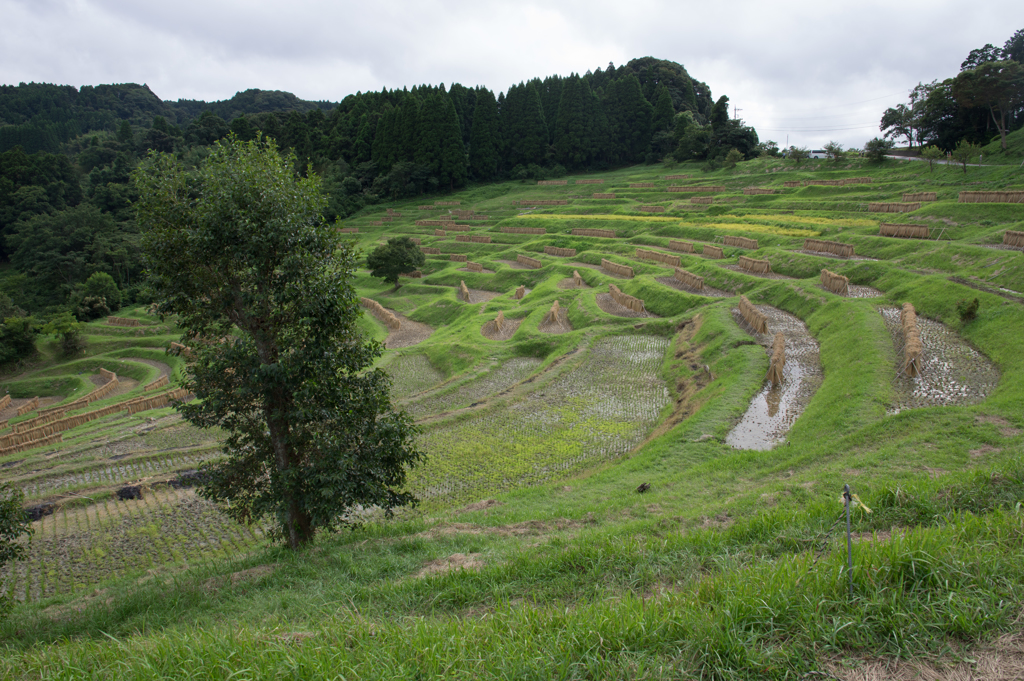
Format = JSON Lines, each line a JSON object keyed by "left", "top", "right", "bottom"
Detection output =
{"left": 0, "top": 57, "right": 757, "bottom": 344}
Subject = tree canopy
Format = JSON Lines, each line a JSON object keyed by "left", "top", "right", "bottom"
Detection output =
{"left": 133, "top": 136, "right": 423, "bottom": 549}
{"left": 367, "top": 237, "right": 426, "bottom": 289}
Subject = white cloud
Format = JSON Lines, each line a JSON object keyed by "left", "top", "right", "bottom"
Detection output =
{"left": 1, "top": 0, "right": 1019, "bottom": 148}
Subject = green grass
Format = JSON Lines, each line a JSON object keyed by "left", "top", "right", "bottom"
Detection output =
{"left": 3, "top": 154, "right": 1024, "bottom": 679}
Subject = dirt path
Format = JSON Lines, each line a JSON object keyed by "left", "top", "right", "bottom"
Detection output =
{"left": 595, "top": 293, "right": 659, "bottom": 318}
{"left": 880, "top": 306, "right": 999, "bottom": 413}
{"left": 496, "top": 259, "right": 536, "bottom": 270}
{"left": 726, "top": 306, "right": 823, "bottom": 451}
{"left": 557, "top": 278, "right": 590, "bottom": 290}
{"left": 656, "top": 276, "right": 731, "bottom": 297}
{"left": 386, "top": 313, "right": 434, "bottom": 349}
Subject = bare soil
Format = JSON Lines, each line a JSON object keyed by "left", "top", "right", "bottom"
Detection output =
{"left": 457, "top": 287, "right": 502, "bottom": 305}
{"left": 386, "top": 312, "right": 434, "bottom": 349}
{"left": 457, "top": 267, "right": 495, "bottom": 274}
{"left": 595, "top": 292, "right": 659, "bottom": 318}
{"left": 880, "top": 307, "right": 999, "bottom": 413}
{"left": 656, "top": 276, "right": 731, "bottom": 297}
{"left": 415, "top": 553, "right": 485, "bottom": 578}
{"left": 480, "top": 317, "right": 522, "bottom": 341}
{"left": 726, "top": 306, "right": 823, "bottom": 451}
{"left": 538, "top": 308, "right": 572, "bottom": 334}
{"left": 798, "top": 249, "right": 876, "bottom": 261}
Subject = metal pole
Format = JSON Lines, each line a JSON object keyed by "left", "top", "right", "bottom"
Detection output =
{"left": 844, "top": 484, "right": 853, "bottom": 598}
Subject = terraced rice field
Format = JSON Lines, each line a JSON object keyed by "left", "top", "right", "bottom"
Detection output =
{"left": 411, "top": 336, "right": 670, "bottom": 507}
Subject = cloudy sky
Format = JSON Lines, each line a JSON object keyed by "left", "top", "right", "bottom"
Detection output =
{"left": 2, "top": 0, "right": 1020, "bottom": 149}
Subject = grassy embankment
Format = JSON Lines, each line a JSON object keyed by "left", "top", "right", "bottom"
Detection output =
{"left": 1, "top": 152, "right": 1023, "bottom": 679}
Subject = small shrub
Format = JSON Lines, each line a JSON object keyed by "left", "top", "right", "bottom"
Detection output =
{"left": 956, "top": 297, "right": 980, "bottom": 322}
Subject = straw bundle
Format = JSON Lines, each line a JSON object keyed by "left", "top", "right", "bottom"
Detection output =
{"left": 435, "top": 201, "right": 461, "bottom": 205}
{"left": 901, "top": 303, "right": 923, "bottom": 377}
{"left": 399, "top": 270, "right": 422, "bottom": 279}
{"left": 450, "top": 254, "right": 468, "bottom": 262}
{"left": 501, "top": 226, "right": 546, "bottom": 235}
{"left": 489, "top": 311, "right": 503, "bottom": 333}
{"left": 438, "top": 215, "right": 452, "bottom": 220}
{"left": 537, "top": 180, "right": 568, "bottom": 185}
{"left": 408, "top": 238, "right": 421, "bottom": 245}
{"left": 690, "top": 197, "right": 713, "bottom": 204}
{"left": 466, "top": 262, "right": 483, "bottom": 272}
{"left": 99, "top": 368, "right": 116, "bottom": 381}
{"left": 903, "top": 192, "right": 937, "bottom": 202}
{"left": 511, "top": 200, "right": 568, "bottom": 206}
{"left": 668, "top": 240, "right": 696, "bottom": 254}
{"left": 544, "top": 301, "right": 561, "bottom": 325}
{"left": 422, "top": 247, "right": 441, "bottom": 254}
{"left": 0, "top": 394, "right": 10, "bottom": 411}
{"left": 609, "top": 284, "right": 645, "bottom": 313}
{"left": 738, "top": 256, "right": 773, "bottom": 274}
{"left": 738, "top": 296, "right": 768, "bottom": 334}
{"left": 107, "top": 316, "right": 140, "bottom": 327}
{"left": 783, "top": 181, "right": 800, "bottom": 188}
{"left": 673, "top": 268, "right": 704, "bottom": 291}
{"left": 339, "top": 228, "right": 358, "bottom": 234}
{"left": 458, "top": 281, "right": 471, "bottom": 302}
{"left": 665, "top": 174, "right": 691, "bottom": 180}
{"left": 601, "top": 259, "right": 634, "bottom": 278}
{"left": 1003, "top": 230, "right": 1024, "bottom": 249}
{"left": 446, "top": 224, "right": 473, "bottom": 231}
{"left": 767, "top": 333, "right": 786, "bottom": 386}
{"left": 455, "top": 235, "right": 492, "bottom": 243}
{"left": 958, "top": 191, "right": 1024, "bottom": 204}
{"left": 0, "top": 432, "right": 62, "bottom": 456}
{"left": 592, "top": 193, "right": 616, "bottom": 199}
{"left": 869, "top": 202, "right": 921, "bottom": 213}
{"left": 12, "top": 410, "right": 65, "bottom": 433}
{"left": 842, "top": 177, "right": 873, "bottom": 185}
{"left": 126, "top": 388, "right": 191, "bottom": 415}
{"left": 639, "top": 205, "right": 665, "bottom": 212}
{"left": 879, "top": 223, "right": 930, "bottom": 239}
{"left": 378, "top": 217, "right": 392, "bottom": 223}
{"left": 170, "top": 341, "right": 190, "bottom": 354}
{"left": 724, "top": 236, "right": 758, "bottom": 250}
{"left": 386, "top": 209, "right": 402, "bottom": 216}
{"left": 359, "top": 298, "right": 401, "bottom": 330}
{"left": 572, "top": 270, "right": 583, "bottom": 288}
{"left": 629, "top": 182, "right": 656, "bottom": 188}
{"left": 571, "top": 228, "right": 616, "bottom": 238}
{"left": 514, "top": 285, "right": 526, "bottom": 300}
{"left": 434, "top": 229, "right": 446, "bottom": 236}
{"left": 820, "top": 269, "right": 850, "bottom": 296}
{"left": 517, "top": 254, "right": 543, "bottom": 269}
{"left": 145, "top": 375, "right": 169, "bottom": 392}
{"left": 576, "top": 179, "right": 604, "bottom": 184}
{"left": 805, "top": 239, "right": 855, "bottom": 257}
{"left": 667, "top": 185, "right": 725, "bottom": 192}
{"left": 16, "top": 397, "right": 38, "bottom": 416}
{"left": 703, "top": 245, "right": 724, "bottom": 259}
{"left": 86, "top": 376, "right": 119, "bottom": 402}
{"left": 636, "top": 248, "right": 681, "bottom": 267}
{"left": 544, "top": 246, "right": 576, "bottom": 257}
{"left": 418, "top": 205, "right": 435, "bottom": 210}
{"left": 417, "top": 220, "right": 450, "bottom": 226}
{"left": 803, "top": 180, "right": 842, "bottom": 186}
{"left": 744, "top": 187, "right": 775, "bottom": 195}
